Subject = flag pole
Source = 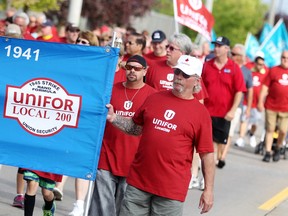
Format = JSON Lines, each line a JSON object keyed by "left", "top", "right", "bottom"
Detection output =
{"left": 84, "top": 180, "right": 94, "bottom": 216}
{"left": 173, "top": 0, "right": 179, "bottom": 33}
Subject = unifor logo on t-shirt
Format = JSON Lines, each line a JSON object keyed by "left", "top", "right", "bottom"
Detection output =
{"left": 152, "top": 109, "right": 177, "bottom": 133}
{"left": 279, "top": 74, "right": 288, "bottom": 85}
{"left": 164, "top": 109, "right": 175, "bottom": 120}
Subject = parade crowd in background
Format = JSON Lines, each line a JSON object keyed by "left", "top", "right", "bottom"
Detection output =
{"left": 0, "top": 7, "right": 288, "bottom": 216}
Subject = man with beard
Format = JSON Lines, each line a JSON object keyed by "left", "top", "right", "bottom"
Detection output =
{"left": 106, "top": 55, "right": 215, "bottom": 215}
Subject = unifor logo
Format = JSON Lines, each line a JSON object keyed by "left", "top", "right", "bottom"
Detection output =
{"left": 4, "top": 78, "right": 82, "bottom": 137}
{"left": 164, "top": 109, "right": 175, "bottom": 120}
{"left": 167, "top": 73, "right": 174, "bottom": 82}
{"left": 124, "top": 101, "right": 133, "bottom": 110}
{"left": 188, "top": 0, "right": 203, "bottom": 10}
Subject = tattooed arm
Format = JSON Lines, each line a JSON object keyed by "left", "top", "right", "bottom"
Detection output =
{"left": 106, "top": 104, "right": 142, "bottom": 136}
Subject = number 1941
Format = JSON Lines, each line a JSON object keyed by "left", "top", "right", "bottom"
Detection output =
{"left": 5, "top": 45, "right": 40, "bottom": 61}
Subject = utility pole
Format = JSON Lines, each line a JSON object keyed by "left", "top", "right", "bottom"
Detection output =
{"left": 268, "top": 0, "right": 277, "bottom": 26}
{"left": 67, "top": 0, "right": 83, "bottom": 26}
{"left": 205, "top": 0, "right": 214, "bottom": 12}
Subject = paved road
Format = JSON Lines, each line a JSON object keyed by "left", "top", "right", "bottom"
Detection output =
{"left": 0, "top": 141, "right": 287, "bottom": 216}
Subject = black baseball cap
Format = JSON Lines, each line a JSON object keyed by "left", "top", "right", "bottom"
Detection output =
{"left": 126, "top": 55, "right": 147, "bottom": 68}
{"left": 212, "top": 36, "right": 230, "bottom": 46}
{"left": 151, "top": 30, "right": 166, "bottom": 43}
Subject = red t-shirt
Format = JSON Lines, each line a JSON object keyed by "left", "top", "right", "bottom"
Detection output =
{"left": 202, "top": 58, "right": 247, "bottom": 117}
{"left": 263, "top": 65, "right": 288, "bottom": 112}
{"left": 22, "top": 169, "right": 62, "bottom": 182}
{"left": 127, "top": 91, "right": 213, "bottom": 201}
{"left": 243, "top": 70, "right": 268, "bottom": 108}
{"left": 113, "top": 68, "right": 126, "bottom": 84}
{"left": 144, "top": 52, "right": 167, "bottom": 66}
{"left": 37, "top": 35, "right": 60, "bottom": 43}
{"left": 98, "top": 82, "right": 156, "bottom": 176}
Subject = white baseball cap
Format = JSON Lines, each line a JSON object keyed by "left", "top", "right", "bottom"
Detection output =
{"left": 173, "top": 55, "right": 203, "bottom": 76}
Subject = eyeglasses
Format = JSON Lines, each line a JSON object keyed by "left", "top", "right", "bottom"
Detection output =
{"left": 125, "top": 65, "right": 144, "bottom": 71}
{"left": 281, "top": 56, "right": 288, "bottom": 60}
{"left": 231, "top": 52, "right": 242, "bottom": 56}
{"left": 76, "top": 38, "right": 90, "bottom": 45}
{"left": 166, "top": 45, "right": 181, "bottom": 52}
{"left": 174, "top": 69, "right": 196, "bottom": 79}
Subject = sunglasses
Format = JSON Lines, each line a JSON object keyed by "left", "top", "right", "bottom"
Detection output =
{"left": 231, "top": 52, "right": 242, "bottom": 56}
{"left": 281, "top": 56, "right": 288, "bottom": 60}
{"left": 76, "top": 38, "right": 90, "bottom": 45}
{"left": 174, "top": 68, "right": 195, "bottom": 79}
{"left": 126, "top": 41, "right": 135, "bottom": 45}
{"left": 166, "top": 45, "right": 181, "bottom": 52}
{"left": 125, "top": 65, "right": 144, "bottom": 71}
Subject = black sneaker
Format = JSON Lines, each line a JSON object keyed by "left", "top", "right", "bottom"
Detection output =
{"left": 217, "top": 160, "right": 225, "bottom": 168}
{"left": 262, "top": 152, "right": 271, "bottom": 162}
{"left": 273, "top": 148, "right": 281, "bottom": 162}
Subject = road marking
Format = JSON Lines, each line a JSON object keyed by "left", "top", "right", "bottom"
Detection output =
{"left": 259, "top": 187, "right": 288, "bottom": 211}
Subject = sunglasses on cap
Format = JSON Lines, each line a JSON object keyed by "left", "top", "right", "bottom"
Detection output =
{"left": 174, "top": 68, "right": 196, "bottom": 79}
{"left": 125, "top": 64, "right": 145, "bottom": 71}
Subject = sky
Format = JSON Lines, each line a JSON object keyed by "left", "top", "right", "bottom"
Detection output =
{"left": 262, "top": 0, "right": 288, "bottom": 15}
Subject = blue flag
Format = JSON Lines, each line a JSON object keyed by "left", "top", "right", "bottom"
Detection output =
{"left": 259, "top": 19, "right": 288, "bottom": 68}
{"left": 245, "top": 32, "right": 260, "bottom": 61}
{"left": 259, "top": 22, "right": 273, "bottom": 44}
{"left": 210, "top": 29, "right": 217, "bottom": 50}
{"left": 0, "top": 38, "right": 119, "bottom": 180}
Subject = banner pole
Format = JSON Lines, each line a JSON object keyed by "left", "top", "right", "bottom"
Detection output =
{"left": 83, "top": 180, "right": 94, "bottom": 216}
{"left": 173, "top": 0, "right": 179, "bottom": 33}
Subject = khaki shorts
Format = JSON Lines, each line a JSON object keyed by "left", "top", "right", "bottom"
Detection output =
{"left": 120, "top": 185, "right": 183, "bottom": 216}
{"left": 265, "top": 109, "right": 288, "bottom": 133}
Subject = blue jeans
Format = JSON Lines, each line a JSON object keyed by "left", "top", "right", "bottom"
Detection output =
{"left": 88, "top": 169, "right": 127, "bottom": 216}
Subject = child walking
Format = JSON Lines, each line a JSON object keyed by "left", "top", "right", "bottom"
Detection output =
{"left": 23, "top": 169, "right": 62, "bottom": 216}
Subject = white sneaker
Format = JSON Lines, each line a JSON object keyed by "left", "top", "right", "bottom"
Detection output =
{"left": 250, "top": 135, "right": 257, "bottom": 148}
{"left": 188, "top": 176, "right": 199, "bottom": 189}
{"left": 235, "top": 137, "right": 244, "bottom": 147}
{"left": 68, "top": 203, "right": 84, "bottom": 216}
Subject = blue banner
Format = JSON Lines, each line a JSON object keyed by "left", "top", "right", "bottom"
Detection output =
{"left": 259, "top": 19, "right": 288, "bottom": 68}
{"left": 0, "top": 37, "right": 119, "bottom": 180}
{"left": 245, "top": 32, "right": 260, "bottom": 61}
{"left": 259, "top": 22, "right": 273, "bottom": 44}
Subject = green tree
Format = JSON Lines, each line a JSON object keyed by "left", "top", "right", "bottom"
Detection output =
{"left": 153, "top": 0, "right": 268, "bottom": 44}
{"left": 212, "top": 0, "right": 268, "bottom": 45}
{"left": 0, "top": 0, "right": 63, "bottom": 12}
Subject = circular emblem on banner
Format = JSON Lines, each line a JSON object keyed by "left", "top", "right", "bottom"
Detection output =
{"left": 4, "top": 78, "right": 82, "bottom": 137}
{"left": 188, "top": 0, "right": 203, "bottom": 10}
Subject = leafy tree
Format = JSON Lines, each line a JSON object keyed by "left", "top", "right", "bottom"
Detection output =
{"left": 81, "top": 0, "right": 155, "bottom": 29}
{"left": 212, "top": 0, "right": 268, "bottom": 44}
{"left": 0, "top": 0, "right": 63, "bottom": 12}
{"left": 153, "top": 0, "right": 269, "bottom": 44}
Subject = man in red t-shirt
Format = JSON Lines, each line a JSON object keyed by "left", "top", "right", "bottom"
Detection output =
{"left": 145, "top": 33, "right": 208, "bottom": 101}
{"left": 88, "top": 55, "right": 156, "bottom": 216}
{"left": 202, "top": 36, "right": 246, "bottom": 169}
{"left": 258, "top": 50, "right": 288, "bottom": 162}
{"left": 37, "top": 20, "right": 60, "bottom": 43}
{"left": 106, "top": 55, "right": 215, "bottom": 215}
{"left": 144, "top": 30, "right": 168, "bottom": 64}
